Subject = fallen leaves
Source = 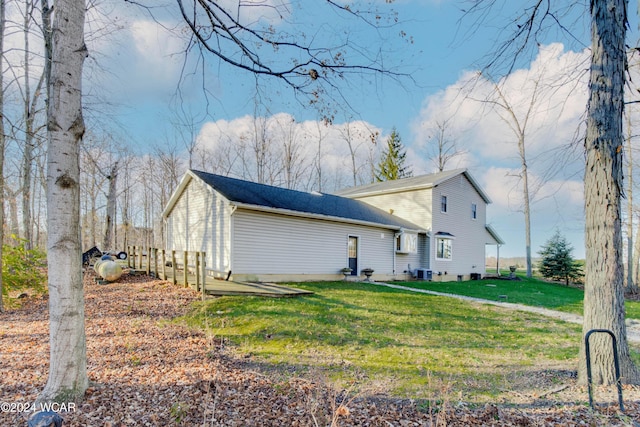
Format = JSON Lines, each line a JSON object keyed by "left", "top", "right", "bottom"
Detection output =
{"left": 1, "top": 271, "right": 638, "bottom": 426}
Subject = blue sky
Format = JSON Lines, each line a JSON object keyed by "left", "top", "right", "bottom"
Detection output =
{"left": 77, "top": 0, "right": 640, "bottom": 259}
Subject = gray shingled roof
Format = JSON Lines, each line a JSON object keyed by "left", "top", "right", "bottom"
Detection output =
{"left": 190, "top": 170, "right": 423, "bottom": 231}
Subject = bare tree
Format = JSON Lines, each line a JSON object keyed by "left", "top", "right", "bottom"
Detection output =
{"left": 38, "top": 0, "right": 89, "bottom": 404}
{"left": 625, "top": 113, "right": 639, "bottom": 293}
{"left": 20, "top": 0, "right": 47, "bottom": 250}
{"left": 278, "top": 116, "right": 308, "bottom": 190}
{"left": 312, "top": 120, "right": 328, "bottom": 192}
{"left": 578, "top": 0, "right": 640, "bottom": 385}
{"left": 102, "top": 161, "right": 118, "bottom": 250}
{"left": 171, "top": 1, "right": 405, "bottom": 107}
{"left": 482, "top": 74, "right": 544, "bottom": 278}
{"left": 37, "top": 0, "right": 408, "bottom": 404}
{"left": 427, "top": 118, "right": 464, "bottom": 172}
{"left": 465, "top": 0, "right": 639, "bottom": 385}
{"left": 170, "top": 105, "right": 202, "bottom": 170}
{"left": 340, "top": 120, "right": 360, "bottom": 187}
{"left": 0, "top": 0, "right": 5, "bottom": 312}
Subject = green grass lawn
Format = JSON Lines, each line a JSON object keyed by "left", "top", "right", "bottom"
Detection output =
{"left": 180, "top": 281, "right": 585, "bottom": 401}
{"left": 397, "top": 275, "right": 640, "bottom": 320}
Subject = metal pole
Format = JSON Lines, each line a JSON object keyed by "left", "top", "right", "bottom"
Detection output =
{"left": 584, "top": 329, "right": 624, "bottom": 412}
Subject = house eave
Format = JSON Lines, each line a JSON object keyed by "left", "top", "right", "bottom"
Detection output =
{"left": 161, "top": 172, "right": 194, "bottom": 219}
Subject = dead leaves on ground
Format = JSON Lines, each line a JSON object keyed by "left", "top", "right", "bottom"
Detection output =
{"left": 1, "top": 272, "right": 638, "bottom": 426}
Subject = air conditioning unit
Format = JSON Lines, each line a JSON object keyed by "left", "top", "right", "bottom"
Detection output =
{"left": 415, "top": 268, "right": 432, "bottom": 281}
{"left": 396, "top": 232, "right": 417, "bottom": 254}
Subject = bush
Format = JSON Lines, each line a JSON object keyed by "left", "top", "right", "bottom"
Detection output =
{"left": 2, "top": 238, "right": 47, "bottom": 299}
{"left": 538, "top": 230, "right": 583, "bottom": 286}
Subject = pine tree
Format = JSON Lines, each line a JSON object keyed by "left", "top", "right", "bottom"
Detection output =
{"left": 538, "top": 230, "right": 582, "bottom": 286}
{"left": 375, "top": 127, "right": 412, "bottom": 181}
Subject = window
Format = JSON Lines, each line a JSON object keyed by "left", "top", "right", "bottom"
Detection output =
{"left": 436, "top": 238, "right": 452, "bottom": 260}
{"left": 440, "top": 195, "right": 448, "bottom": 213}
{"left": 471, "top": 203, "right": 477, "bottom": 220}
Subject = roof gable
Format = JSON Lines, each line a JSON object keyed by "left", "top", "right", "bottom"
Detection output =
{"left": 336, "top": 169, "right": 492, "bottom": 204}
{"left": 172, "top": 170, "right": 423, "bottom": 231}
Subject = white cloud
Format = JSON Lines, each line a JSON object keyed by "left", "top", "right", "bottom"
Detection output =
{"left": 197, "top": 114, "right": 382, "bottom": 191}
{"left": 411, "top": 44, "right": 590, "bottom": 257}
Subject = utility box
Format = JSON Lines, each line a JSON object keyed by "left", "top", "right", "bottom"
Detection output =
{"left": 415, "top": 268, "right": 432, "bottom": 281}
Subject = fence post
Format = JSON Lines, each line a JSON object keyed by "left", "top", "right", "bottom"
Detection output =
{"left": 201, "top": 251, "right": 206, "bottom": 301}
{"left": 183, "top": 251, "right": 188, "bottom": 288}
{"left": 195, "top": 252, "right": 201, "bottom": 292}
{"left": 171, "top": 250, "right": 177, "bottom": 285}
{"left": 146, "top": 247, "right": 151, "bottom": 275}
{"left": 138, "top": 247, "right": 143, "bottom": 272}
{"left": 161, "top": 249, "right": 167, "bottom": 280}
{"left": 153, "top": 248, "right": 158, "bottom": 278}
{"left": 127, "top": 246, "right": 131, "bottom": 268}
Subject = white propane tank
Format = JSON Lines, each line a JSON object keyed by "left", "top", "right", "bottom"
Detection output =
{"left": 94, "top": 258, "right": 123, "bottom": 282}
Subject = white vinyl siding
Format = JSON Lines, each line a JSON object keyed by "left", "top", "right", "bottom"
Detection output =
{"left": 431, "top": 175, "right": 488, "bottom": 275}
{"left": 232, "top": 210, "right": 413, "bottom": 276}
{"left": 347, "top": 189, "right": 433, "bottom": 233}
{"left": 164, "top": 177, "right": 232, "bottom": 275}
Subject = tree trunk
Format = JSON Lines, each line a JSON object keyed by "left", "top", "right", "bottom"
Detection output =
{"left": 0, "top": 0, "right": 5, "bottom": 312}
{"left": 102, "top": 161, "right": 118, "bottom": 250}
{"left": 521, "top": 143, "right": 533, "bottom": 278}
{"left": 38, "top": 0, "right": 89, "bottom": 403}
{"left": 625, "top": 115, "right": 638, "bottom": 293}
{"left": 6, "top": 187, "right": 20, "bottom": 238}
{"left": 579, "top": 0, "right": 640, "bottom": 385}
{"left": 633, "top": 212, "right": 640, "bottom": 288}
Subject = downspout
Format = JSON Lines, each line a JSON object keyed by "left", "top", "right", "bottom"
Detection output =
{"left": 393, "top": 231, "right": 400, "bottom": 277}
{"left": 229, "top": 203, "right": 238, "bottom": 278}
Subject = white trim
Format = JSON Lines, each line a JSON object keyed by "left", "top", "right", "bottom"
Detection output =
{"left": 435, "top": 236, "right": 453, "bottom": 261}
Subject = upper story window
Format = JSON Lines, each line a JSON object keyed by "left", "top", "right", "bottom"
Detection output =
{"left": 471, "top": 203, "right": 477, "bottom": 220}
{"left": 440, "top": 195, "right": 448, "bottom": 213}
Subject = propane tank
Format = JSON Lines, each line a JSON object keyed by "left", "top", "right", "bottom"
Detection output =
{"left": 94, "top": 258, "right": 123, "bottom": 282}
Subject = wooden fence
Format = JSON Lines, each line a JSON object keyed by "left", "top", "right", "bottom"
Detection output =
{"left": 127, "top": 246, "right": 208, "bottom": 300}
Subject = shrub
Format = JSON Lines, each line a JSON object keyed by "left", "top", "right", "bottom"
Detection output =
{"left": 2, "top": 238, "right": 47, "bottom": 298}
{"left": 538, "top": 230, "right": 583, "bottom": 286}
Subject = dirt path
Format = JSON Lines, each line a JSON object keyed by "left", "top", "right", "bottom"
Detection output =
{"left": 372, "top": 282, "right": 640, "bottom": 345}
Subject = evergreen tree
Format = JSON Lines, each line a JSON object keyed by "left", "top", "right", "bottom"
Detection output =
{"left": 538, "top": 230, "right": 582, "bottom": 286}
{"left": 375, "top": 127, "right": 412, "bottom": 181}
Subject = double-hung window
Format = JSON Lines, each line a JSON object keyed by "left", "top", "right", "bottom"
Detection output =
{"left": 440, "top": 195, "right": 448, "bottom": 213}
{"left": 471, "top": 203, "right": 477, "bottom": 220}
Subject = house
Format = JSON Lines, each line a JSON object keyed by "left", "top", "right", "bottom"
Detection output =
{"left": 336, "top": 169, "right": 504, "bottom": 281}
{"left": 162, "top": 169, "right": 503, "bottom": 282}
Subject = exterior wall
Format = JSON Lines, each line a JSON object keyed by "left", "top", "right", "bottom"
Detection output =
{"left": 430, "top": 174, "right": 488, "bottom": 278}
{"left": 352, "top": 189, "right": 433, "bottom": 231}
{"left": 231, "top": 209, "right": 419, "bottom": 282}
{"left": 164, "top": 177, "right": 232, "bottom": 276}
{"left": 347, "top": 189, "right": 432, "bottom": 275}
{"left": 348, "top": 174, "right": 491, "bottom": 280}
